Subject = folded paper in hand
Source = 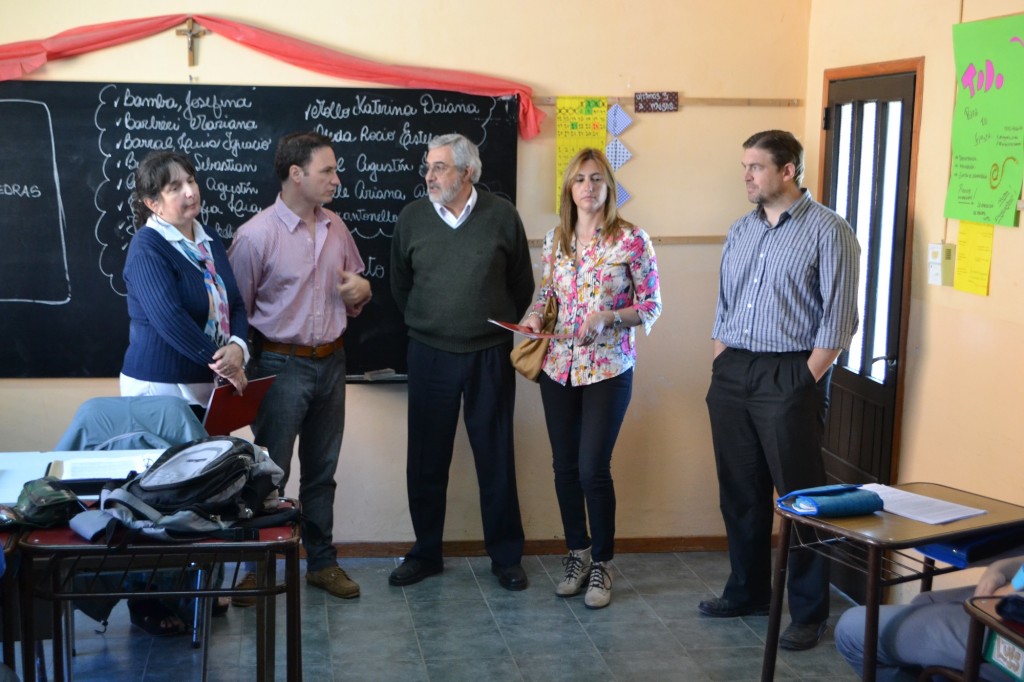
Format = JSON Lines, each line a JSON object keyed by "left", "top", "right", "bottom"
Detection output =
{"left": 776, "top": 484, "right": 884, "bottom": 518}
{"left": 487, "top": 319, "right": 572, "bottom": 340}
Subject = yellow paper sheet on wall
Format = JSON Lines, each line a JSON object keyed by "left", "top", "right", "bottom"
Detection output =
{"left": 953, "top": 221, "right": 995, "bottom": 295}
{"left": 555, "top": 97, "right": 607, "bottom": 212}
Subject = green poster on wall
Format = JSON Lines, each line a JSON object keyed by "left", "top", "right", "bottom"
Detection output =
{"left": 944, "top": 14, "right": 1024, "bottom": 228}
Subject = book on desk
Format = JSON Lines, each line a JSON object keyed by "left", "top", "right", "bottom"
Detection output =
{"left": 917, "top": 526, "right": 1024, "bottom": 568}
{"left": 45, "top": 453, "right": 157, "bottom": 497}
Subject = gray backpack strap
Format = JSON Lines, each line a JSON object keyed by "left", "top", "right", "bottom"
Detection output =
{"left": 105, "top": 487, "right": 165, "bottom": 524}
{"left": 69, "top": 509, "right": 114, "bottom": 541}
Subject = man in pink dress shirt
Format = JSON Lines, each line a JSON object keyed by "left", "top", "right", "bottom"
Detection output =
{"left": 229, "top": 131, "right": 371, "bottom": 599}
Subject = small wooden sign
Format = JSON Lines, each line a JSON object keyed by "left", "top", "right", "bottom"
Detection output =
{"left": 634, "top": 91, "right": 679, "bottom": 113}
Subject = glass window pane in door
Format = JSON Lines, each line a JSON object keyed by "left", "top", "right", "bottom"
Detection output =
{"left": 869, "top": 102, "right": 902, "bottom": 383}
{"left": 835, "top": 103, "right": 853, "bottom": 220}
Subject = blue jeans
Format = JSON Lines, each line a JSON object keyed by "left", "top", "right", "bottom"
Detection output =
{"left": 539, "top": 369, "right": 632, "bottom": 563}
{"left": 251, "top": 349, "right": 346, "bottom": 572}
{"left": 834, "top": 586, "right": 1014, "bottom": 681}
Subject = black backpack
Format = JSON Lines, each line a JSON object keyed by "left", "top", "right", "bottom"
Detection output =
{"left": 71, "top": 436, "right": 289, "bottom": 542}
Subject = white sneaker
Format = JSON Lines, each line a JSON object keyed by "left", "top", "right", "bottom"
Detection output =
{"left": 555, "top": 547, "right": 592, "bottom": 597}
{"left": 585, "top": 561, "right": 612, "bottom": 609}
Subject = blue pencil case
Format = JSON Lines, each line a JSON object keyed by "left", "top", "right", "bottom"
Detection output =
{"left": 776, "top": 484, "right": 884, "bottom": 518}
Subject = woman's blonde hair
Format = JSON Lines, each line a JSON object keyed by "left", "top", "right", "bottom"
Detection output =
{"left": 553, "top": 148, "right": 633, "bottom": 258}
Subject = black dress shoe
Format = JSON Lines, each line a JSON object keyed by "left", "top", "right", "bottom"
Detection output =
{"left": 388, "top": 558, "right": 443, "bottom": 586}
{"left": 491, "top": 562, "right": 528, "bottom": 591}
{"left": 697, "top": 596, "right": 771, "bottom": 618}
{"left": 779, "top": 621, "right": 827, "bottom": 650}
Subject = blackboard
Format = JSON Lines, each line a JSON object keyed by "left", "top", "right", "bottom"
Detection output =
{"left": 0, "top": 80, "right": 519, "bottom": 379}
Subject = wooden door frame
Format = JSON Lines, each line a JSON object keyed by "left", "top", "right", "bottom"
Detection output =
{"left": 818, "top": 57, "right": 924, "bottom": 485}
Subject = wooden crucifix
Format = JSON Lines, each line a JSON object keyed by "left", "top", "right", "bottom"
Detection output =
{"left": 175, "top": 18, "right": 209, "bottom": 67}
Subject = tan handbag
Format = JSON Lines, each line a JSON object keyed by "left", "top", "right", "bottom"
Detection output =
{"left": 510, "top": 295, "right": 557, "bottom": 381}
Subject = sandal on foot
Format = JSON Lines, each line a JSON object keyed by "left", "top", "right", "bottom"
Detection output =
{"left": 128, "top": 598, "right": 186, "bottom": 637}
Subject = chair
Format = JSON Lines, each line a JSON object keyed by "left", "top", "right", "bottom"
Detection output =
{"left": 53, "top": 396, "right": 214, "bottom": 652}
{"left": 55, "top": 395, "right": 207, "bottom": 452}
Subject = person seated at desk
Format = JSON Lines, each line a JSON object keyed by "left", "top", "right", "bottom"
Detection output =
{"left": 835, "top": 554, "right": 1024, "bottom": 681}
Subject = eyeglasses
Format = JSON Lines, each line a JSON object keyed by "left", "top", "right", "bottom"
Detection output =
{"left": 419, "top": 162, "right": 456, "bottom": 177}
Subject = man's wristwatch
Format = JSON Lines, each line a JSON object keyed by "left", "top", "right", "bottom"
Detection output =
{"left": 612, "top": 310, "right": 623, "bottom": 329}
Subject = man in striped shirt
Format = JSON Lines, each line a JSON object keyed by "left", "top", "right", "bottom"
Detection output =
{"left": 699, "top": 130, "right": 861, "bottom": 651}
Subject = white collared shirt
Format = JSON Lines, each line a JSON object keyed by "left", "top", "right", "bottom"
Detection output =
{"left": 432, "top": 187, "right": 478, "bottom": 228}
{"left": 147, "top": 215, "right": 213, "bottom": 269}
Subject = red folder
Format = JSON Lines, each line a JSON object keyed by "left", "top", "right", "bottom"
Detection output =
{"left": 203, "top": 375, "right": 276, "bottom": 436}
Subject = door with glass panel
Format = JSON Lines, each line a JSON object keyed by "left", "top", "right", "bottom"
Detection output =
{"left": 819, "top": 64, "right": 920, "bottom": 490}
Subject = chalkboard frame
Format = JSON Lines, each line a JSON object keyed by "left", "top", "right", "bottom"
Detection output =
{"left": 0, "top": 80, "right": 519, "bottom": 381}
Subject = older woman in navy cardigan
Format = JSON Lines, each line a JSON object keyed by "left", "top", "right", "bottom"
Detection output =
{"left": 118, "top": 150, "right": 249, "bottom": 636}
{"left": 121, "top": 151, "right": 249, "bottom": 412}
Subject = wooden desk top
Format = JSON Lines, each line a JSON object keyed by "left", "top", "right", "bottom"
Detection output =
{"left": 776, "top": 482, "right": 1024, "bottom": 549}
{"left": 966, "top": 598, "right": 1024, "bottom": 639}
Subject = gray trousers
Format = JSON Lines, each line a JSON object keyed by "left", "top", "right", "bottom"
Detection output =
{"left": 834, "top": 586, "right": 1014, "bottom": 681}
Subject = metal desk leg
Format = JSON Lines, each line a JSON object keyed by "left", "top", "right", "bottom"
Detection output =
{"left": 18, "top": 558, "right": 36, "bottom": 682}
{"left": 286, "top": 545, "right": 301, "bottom": 682}
{"left": 863, "top": 545, "right": 882, "bottom": 682}
{"left": 921, "top": 557, "right": 936, "bottom": 593}
{"left": 961, "top": 615, "right": 985, "bottom": 682}
{"left": 1, "top": 568, "right": 15, "bottom": 670}
{"left": 49, "top": 563, "right": 64, "bottom": 682}
{"left": 265, "top": 555, "right": 276, "bottom": 677}
{"left": 254, "top": 554, "right": 276, "bottom": 682}
{"left": 761, "top": 516, "right": 792, "bottom": 682}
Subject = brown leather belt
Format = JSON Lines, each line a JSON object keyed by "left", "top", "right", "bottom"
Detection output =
{"left": 262, "top": 337, "right": 344, "bottom": 359}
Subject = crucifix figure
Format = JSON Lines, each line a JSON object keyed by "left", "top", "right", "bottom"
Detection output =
{"left": 175, "top": 17, "right": 209, "bottom": 67}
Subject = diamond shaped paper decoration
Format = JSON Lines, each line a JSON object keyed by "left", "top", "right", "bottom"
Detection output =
{"left": 606, "top": 103, "right": 633, "bottom": 137}
{"left": 605, "top": 138, "right": 632, "bottom": 171}
{"left": 615, "top": 182, "right": 631, "bottom": 208}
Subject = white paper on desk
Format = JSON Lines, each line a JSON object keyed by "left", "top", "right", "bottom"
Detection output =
{"left": 861, "top": 484, "right": 987, "bottom": 524}
{"left": 49, "top": 454, "right": 154, "bottom": 480}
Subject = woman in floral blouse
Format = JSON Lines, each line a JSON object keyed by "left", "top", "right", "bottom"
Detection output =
{"left": 520, "top": 148, "right": 661, "bottom": 609}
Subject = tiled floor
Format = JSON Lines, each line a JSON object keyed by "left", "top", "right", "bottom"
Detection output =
{"left": 24, "top": 552, "right": 862, "bottom": 681}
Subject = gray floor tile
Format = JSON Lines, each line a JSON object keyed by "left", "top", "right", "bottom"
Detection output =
{"left": 424, "top": 654, "right": 523, "bottom": 681}
{"left": 416, "top": 622, "right": 510, "bottom": 660}
{"left": 408, "top": 597, "right": 494, "bottom": 628}
{"left": 515, "top": 651, "right": 616, "bottom": 682}
{"left": 691, "top": 644, "right": 787, "bottom": 681}
{"left": 500, "top": 621, "right": 595, "bottom": 657}
{"left": 39, "top": 551, "right": 863, "bottom": 681}
{"left": 488, "top": 594, "right": 578, "bottom": 628}
{"left": 584, "top": 619, "right": 685, "bottom": 654}
{"left": 326, "top": 597, "right": 414, "bottom": 632}
{"left": 332, "top": 658, "right": 429, "bottom": 682}
{"left": 666, "top": 615, "right": 766, "bottom": 650}
{"left": 327, "top": 625, "right": 422, "bottom": 662}
{"left": 602, "top": 650, "right": 711, "bottom": 681}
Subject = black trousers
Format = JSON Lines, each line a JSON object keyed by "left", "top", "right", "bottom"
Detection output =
{"left": 705, "top": 347, "right": 832, "bottom": 624}
{"left": 539, "top": 369, "right": 633, "bottom": 563}
{"left": 404, "top": 339, "right": 525, "bottom": 567}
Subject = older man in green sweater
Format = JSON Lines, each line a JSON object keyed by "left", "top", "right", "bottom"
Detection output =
{"left": 389, "top": 133, "right": 535, "bottom": 591}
